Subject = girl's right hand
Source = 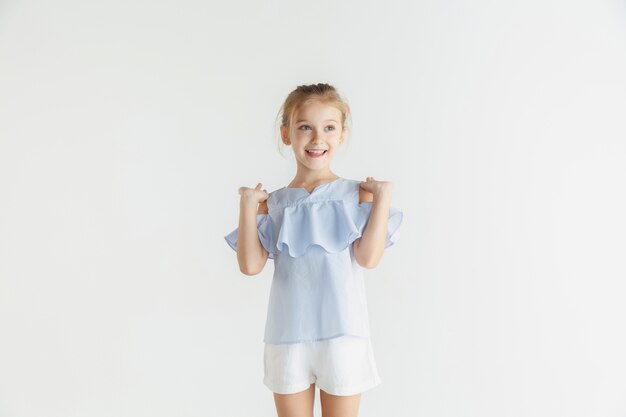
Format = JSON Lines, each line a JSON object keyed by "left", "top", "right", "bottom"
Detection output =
{"left": 238, "top": 182, "right": 269, "bottom": 204}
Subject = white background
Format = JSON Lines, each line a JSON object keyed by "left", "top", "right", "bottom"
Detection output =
{"left": 1, "top": 0, "right": 625, "bottom": 416}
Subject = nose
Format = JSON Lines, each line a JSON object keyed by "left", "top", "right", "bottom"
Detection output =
{"left": 312, "top": 128, "right": 325, "bottom": 141}
{"left": 310, "top": 133, "right": 322, "bottom": 143}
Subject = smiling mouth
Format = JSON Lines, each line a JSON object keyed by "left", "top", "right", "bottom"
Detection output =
{"left": 306, "top": 150, "right": 327, "bottom": 156}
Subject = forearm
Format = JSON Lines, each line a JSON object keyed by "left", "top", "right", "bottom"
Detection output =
{"left": 354, "top": 189, "right": 393, "bottom": 268}
{"left": 236, "top": 198, "right": 268, "bottom": 275}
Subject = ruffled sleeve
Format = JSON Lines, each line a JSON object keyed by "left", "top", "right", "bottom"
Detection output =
{"left": 223, "top": 214, "right": 277, "bottom": 260}
{"left": 352, "top": 201, "right": 403, "bottom": 248}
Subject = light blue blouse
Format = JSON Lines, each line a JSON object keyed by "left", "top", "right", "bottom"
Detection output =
{"left": 224, "top": 177, "right": 403, "bottom": 345}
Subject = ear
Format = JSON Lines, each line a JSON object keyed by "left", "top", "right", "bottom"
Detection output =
{"left": 280, "top": 125, "right": 290, "bottom": 145}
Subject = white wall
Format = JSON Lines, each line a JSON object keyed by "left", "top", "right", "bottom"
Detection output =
{"left": 1, "top": 0, "right": 625, "bottom": 416}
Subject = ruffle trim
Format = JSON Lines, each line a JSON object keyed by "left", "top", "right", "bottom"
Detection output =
{"left": 224, "top": 201, "right": 403, "bottom": 259}
{"left": 224, "top": 214, "right": 277, "bottom": 259}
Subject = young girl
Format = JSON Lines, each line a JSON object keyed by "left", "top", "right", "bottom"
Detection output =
{"left": 224, "top": 83, "right": 403, "bottom": 417}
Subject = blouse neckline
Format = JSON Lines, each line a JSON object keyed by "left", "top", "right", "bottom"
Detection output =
{"left": 282, "top": 177, "right": 344, "bottom": 195}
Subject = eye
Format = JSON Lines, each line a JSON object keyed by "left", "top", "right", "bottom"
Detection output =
{"left": 326, "top": 125, "right": 335, "bottom": 131}
{"left": 298, "top": 125, "right": 311, "bottom": 130}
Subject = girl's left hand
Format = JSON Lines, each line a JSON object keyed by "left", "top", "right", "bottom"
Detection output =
{"left": 359, "top": 176, "right": 394, "bottom": 197}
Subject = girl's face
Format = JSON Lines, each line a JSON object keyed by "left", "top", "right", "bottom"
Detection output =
{"left": 282, "top": 100, "right": 344, "bottom": 170}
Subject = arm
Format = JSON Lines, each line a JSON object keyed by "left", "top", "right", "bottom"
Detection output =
{"left": 353, "top": 183, "right": 394, "bottom": 269}
{"left": 236, "top": 193, "right": 270, "bottom": 276}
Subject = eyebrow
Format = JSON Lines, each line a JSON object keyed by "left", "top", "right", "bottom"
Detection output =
{"left": 296, "top": 119, "right": 339, "bottom": 123}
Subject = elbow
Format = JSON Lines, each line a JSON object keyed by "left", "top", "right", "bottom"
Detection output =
{"left": 354, "top": 248, "right": 379, "bottom": 269}
{"left": 237, "top": 256, "right": 266, "bottom": 276}
{"left": 236, "top": 250, "right": 267, "bottom": 276}
{"left": 239, "top": 263, "right": 262, "bottom": 276}
{"left": 355, "top": 253, "right": 381, "bottom": 269}
{"left": 359, "top": 260, "right": 379, "bottom": 269}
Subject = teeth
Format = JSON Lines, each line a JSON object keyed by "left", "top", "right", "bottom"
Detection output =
{"left": 307, "top": 150, "right": 326, "bottom": 154}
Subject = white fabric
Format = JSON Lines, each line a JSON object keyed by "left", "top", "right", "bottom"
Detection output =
{"left": 263, "top": 335, "right": 381, "bottom": 396}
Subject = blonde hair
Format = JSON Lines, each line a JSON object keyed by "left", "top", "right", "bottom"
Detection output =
{"left": 275, "top": 83, "right": 352, "bottom": 157}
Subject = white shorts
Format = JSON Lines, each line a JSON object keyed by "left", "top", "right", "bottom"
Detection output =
{"left": 263, "top": 335, "right": 381, "bottom": 396}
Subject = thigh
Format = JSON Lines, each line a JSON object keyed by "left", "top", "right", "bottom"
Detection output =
{"left": 320, "top": 389, "right": 361, "bottom": 417}
{"left": 273, "top": 383, "right": 315, "bottom": 417}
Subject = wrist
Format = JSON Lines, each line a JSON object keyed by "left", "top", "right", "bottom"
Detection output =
{"left": 373, "top": 187, "right": 393, "bottom": 202}
{"left": 240, "top": 195, "right": 259, "bottom": 209}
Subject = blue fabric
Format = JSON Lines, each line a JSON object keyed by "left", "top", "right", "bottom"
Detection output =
{"left": 224, "top": 177, "right": 403, "bottom": 344}
{"left": 224, "top": 214, "right": 277, "bottom": 259}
